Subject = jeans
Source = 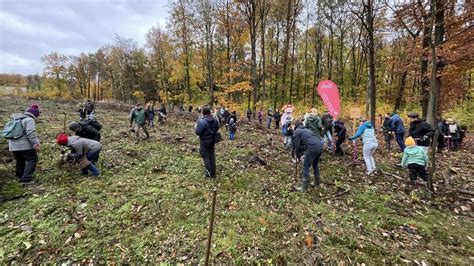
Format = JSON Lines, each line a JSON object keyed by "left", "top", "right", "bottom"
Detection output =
{"left": 395, "top": 133, "right": 405, "bottom": 152}
{"left": 229, "top": 131, "right": 235, "bottom": 140}
{"left": 200, "top": 138, "right": 216, "bottom": 177}
{"left": 324, "top": 130, "right": 333, "bottom": 150}
{"left": 408, "top": 163, "right": 429, "bottom": 182}
{"left": 81, "top": 150, "right": 101, "bottom": 176}
{"left": 301, "top": 149, "right": 322, "bottom": 190}
{"left": 266, "top": 118, "right": 272, "bottom": 129}
{"left": 363, "top": 143, "right": 378, "bottom": 173}
{"left": 12, "top": 149, "right": 38, "bottom": 182}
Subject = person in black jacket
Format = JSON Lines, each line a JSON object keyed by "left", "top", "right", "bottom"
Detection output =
{"left": 334, "top": 120, "right": 347, "bottom": 156}
{"left": 382, "top": 113, "right": 394, "bottom": 151}
{"left": 407, "top": 112, "right": 434, "bottom": 151}
{"left": 436, "top": 118, "right": 449, "bottom": 152}
{"left": 274, "top": 111, "right": 281, "bottom": 129}
{"left": 69, "top": 121, "right": 101, "bottom": 142}
{"left": 195, "top": 106, "right": 219, "bottom": 178}
{"left": 292, "top": 121, "right": 323, "bottom": 192}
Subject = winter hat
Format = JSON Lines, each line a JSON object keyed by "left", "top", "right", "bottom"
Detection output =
{"left": 202, "top": 106, "right": 211, "bottom": 115}
{"left": 69, "top": 122, "right": 82, "bottom": 132}
{"left": 56, "top": 133, "right": 69, "bottom": 146}
{"left": 405, "top": 137, "right": 416, "bottom": 146}
{"left": 26, "top": 104, "right": 40, "bottom": 117}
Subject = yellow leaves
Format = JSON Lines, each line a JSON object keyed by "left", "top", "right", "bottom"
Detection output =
{"left": 258, "top": 217, "right": 268, "bottom": 226}
{"left": 225, "top": 81, "right": 253, "bottom": 94}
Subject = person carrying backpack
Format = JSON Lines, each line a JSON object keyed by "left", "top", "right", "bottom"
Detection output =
{"left": 322, "top": 110, "right": 334, "bottom": 151}
{"left": 195, "top": 106, "right": 219, "bottom": 178}
{"left": 56, "top": 133, "right": 102, "bottom": 177}
{"left": 130, "top": 103, "right": 150, "bottom": 139}
{"left": 69, "top": 120, "right": 101, "bottom": 142}
{"left": 401, "top": 137, "right": 429, "bottom": 184}
{"left": 349, "top": 117, "right": 378, "bottom": 175}
{"left": 228, "top": 118, "right": 237, "bottom": 140}
{"left": 303, "top": 108, "right": 323, "bottom": 138}
{"left": 446, "top": 118, "right": 460, "bottom": 151}
{"left": 334, "top": 120, "right": 347, "bottom": 157}
{"left": 4, "top": 104, "right": 41, "bottom": 184}
{"left": 292, "top": 120, "right": 323, "bottom": 192}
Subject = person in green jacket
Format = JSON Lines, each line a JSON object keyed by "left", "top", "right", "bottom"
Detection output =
{"left": 401, "top": 137, "right": 429, "bottom": 183}
{"left": 130, "top": 103, "right": 150, "bottom": 139}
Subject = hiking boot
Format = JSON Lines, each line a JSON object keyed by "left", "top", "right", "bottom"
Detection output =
{"left": 293, "top": 186, "right": 308, "bottom": 193}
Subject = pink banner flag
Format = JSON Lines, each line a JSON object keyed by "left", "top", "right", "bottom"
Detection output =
{"left": 317, "top": 80, "right": 341, "bottom": 119}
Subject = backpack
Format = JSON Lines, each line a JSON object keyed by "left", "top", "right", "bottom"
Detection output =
{"left": 2, "top": 117, "right": 26, "bottom": 139}
{"left": 449, "top": 124, "right": 457, "bottom": 134}
{"left": 81, "top": 119, "right": 102, "bottom": 131}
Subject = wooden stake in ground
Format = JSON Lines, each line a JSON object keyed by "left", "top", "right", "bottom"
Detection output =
{"left": 63, "top": 112, "right": 67, "bottom": 133}
{"left": 205, "top": 188, "right": 217, "bottom": 266}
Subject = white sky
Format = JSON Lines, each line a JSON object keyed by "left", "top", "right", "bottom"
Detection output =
{"left": 0, "top": 0, "right": 169, "bottom": 75}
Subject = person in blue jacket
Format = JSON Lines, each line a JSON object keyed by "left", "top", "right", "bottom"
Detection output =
{"left": 349, "top": 117, "right": 378, "bottom": 175}
{"left": 390, "top": 112, "right": 406, "bottom": 152}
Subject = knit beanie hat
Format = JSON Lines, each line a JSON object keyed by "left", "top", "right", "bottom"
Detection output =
{"left": 405, "top": 137, "right": 416, "bottom": 146}
{"left": 26, "top": 104, "right": 40, "bottom": 117}
{"left": 56, "top": 133, "right": 69, "bottom": 146}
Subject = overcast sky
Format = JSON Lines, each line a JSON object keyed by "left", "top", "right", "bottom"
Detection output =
{"left": 0, "top": 0, "right": 169, "bottom": 75}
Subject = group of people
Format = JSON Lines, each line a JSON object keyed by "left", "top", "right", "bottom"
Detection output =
{"left": 4, "top": 100, "right": 467, "bottom": 193}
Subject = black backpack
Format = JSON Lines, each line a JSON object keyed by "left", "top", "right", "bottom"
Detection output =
{"left": 81, "top": 119, "right": 102, "bottom": 131}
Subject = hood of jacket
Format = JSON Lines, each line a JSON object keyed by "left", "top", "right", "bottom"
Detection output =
{"left": 12, "top": 112, "right": 36, "bottom": 120}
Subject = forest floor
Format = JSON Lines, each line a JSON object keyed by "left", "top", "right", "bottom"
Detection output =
{"left": 0, "top": 97, "right": 473, "bottom": 264}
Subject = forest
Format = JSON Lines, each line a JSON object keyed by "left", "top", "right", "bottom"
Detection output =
{"left": 1, "top": 0, "right": 472, "bottom": 123}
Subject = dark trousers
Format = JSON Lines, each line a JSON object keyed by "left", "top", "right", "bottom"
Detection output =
{"left": 335, "top": 137, "right": 345, "bottom": 156}
{"left": 408, "top": 163, "right": 429, "bottom": 182}
{"left": 383, "top": 132, "right": 393, "bottom": 150}
{"left": 302, "top": 149, "right": 322, "bottom": 189}
{"left": 81, "top": 150, "right": 101, "bottom": 176}
{"left": 12, "top": 149, "right": 38, "bottom": 182}
{"left": 275, "top": 120, "right": 280, "bottom": 129}
{"left": 395, "top": 133, "right": 405, "bottom": 152}
{"left": 200, "top": 138, "right": 216, "bottom": 177}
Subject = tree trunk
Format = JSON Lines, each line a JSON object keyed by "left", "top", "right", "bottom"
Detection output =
{"left": 394, "top": 70, "right": 407, "bottom": 111}
{"left": 366, "top": 0, "right": 376, "bottom": 126}
{"left": 303, "top": 11, "right": 309, "bottom": 107}
{"left": 281, "top": 0, "right": 293, "bottom": 104}
{"left": 260, "top": 0, "right": 267, "bottom": 103}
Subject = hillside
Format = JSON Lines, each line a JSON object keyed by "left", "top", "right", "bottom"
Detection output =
{"left": 0, "top": 97, "right": 473, "bottom": 264}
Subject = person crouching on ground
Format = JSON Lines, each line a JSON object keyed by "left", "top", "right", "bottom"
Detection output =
{"left": 7, "top": 104, "right": 41, "bottom": 184}
{"left": 56, "top": 133, "right": 102, "bottom": 177}
{"left": 195, "top": 106, "right": 219, "bottom": 178}
{"left": 293, "top": 119, "right": 323, "bottom": 192}
{"left": 349, "top": 117, "right": 378, "bottom": 175}
{"left": 130, "top": 103, "right": 150, "bottom": 139}
{"left": 401, "top": 137, "right": 429, "bottom": 184}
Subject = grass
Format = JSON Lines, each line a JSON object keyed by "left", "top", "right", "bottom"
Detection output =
{"left": 0, "top": 97, "right": 473, "bottom": 263}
